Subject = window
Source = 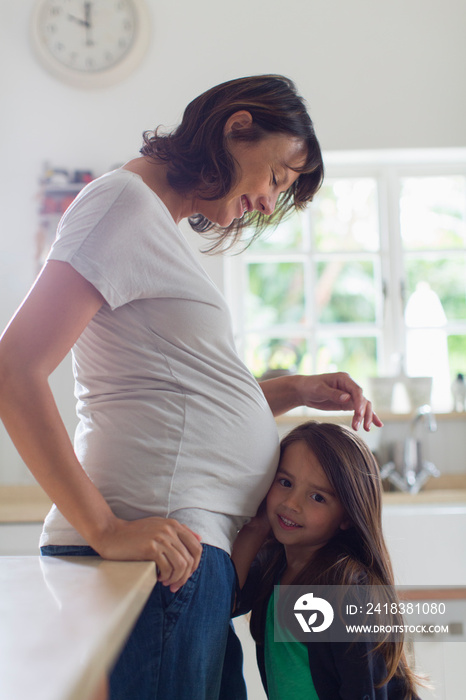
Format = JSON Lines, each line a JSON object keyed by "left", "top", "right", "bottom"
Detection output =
{"left": 224, "top": 150, "right": 466, "bottom": 412}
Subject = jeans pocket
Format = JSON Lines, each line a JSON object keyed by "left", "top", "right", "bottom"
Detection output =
{"left": 159, "top": 544, "right": 207, "bottom": 643}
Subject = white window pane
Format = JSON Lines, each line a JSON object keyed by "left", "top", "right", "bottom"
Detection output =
{"left": 226, "top": 154, "right": 466, "bottom": 410}
{"left": 313, "top": 178, "right": 379, "bottom": 252}
{"left": 316, "top": 336, "right": 378, "bottom": 385}
{"left": 448, "top": 335, "right": 466, "bottom": 380}
{"left": 404, "top": 256, "right": 466, "bottom": 321}
{"left": 244, "top": 336, "right": 311, "bottom": 379}
{"left": 316, "top": 259, "right": 377, "bottom": 323}
{"left": 400, "top": 176, "right": 466, "bottom": 250}
{"left": 248, "top": 211, "right": 305, "bottom": 252}
{"left": 246, "top": 262, "right": 305, "bottom": 327}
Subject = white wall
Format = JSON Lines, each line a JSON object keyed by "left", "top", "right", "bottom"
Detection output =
{"left": 1, "top": 0, "right": 466, "bottom": 481}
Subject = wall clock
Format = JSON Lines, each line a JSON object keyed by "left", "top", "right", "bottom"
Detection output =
{"left": 30, "top": 0, "right": 151, "bottom": 89}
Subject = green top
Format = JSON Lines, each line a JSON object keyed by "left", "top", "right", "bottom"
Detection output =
{"left": 264, "top": 589, "right": 319, "bottom": 700}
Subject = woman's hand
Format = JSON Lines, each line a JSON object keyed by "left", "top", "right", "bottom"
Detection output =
{"left": 259, "top": 372, "right": 383, "bottom": 431}
{"left": 94, "top": 516, "right": 203, "bottom": 593}
{"left": 296, "top": 372, "right": 382, "bottom": 431}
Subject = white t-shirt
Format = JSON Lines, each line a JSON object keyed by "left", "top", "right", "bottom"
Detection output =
{"left": 40, "top": 169, "right": 280, "bottom": 553}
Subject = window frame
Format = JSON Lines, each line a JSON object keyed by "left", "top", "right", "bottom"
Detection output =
{"left": 224, "top": 149, "right": 466, "bottom": 386}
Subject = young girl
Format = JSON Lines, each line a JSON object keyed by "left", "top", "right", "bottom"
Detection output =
{"left": 232, "top": 421, "right": 421, "bottom": 700}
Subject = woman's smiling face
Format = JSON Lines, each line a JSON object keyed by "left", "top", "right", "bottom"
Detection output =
{"left": 192, "top": 116, "right": 307, "bottom": 227}
{"left": 266, "top": 440, "right": 351, "bottom": 564}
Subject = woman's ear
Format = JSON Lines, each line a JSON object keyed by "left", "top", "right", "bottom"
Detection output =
{"left": 224, "top": 110, "right": 253, "bottom": 136}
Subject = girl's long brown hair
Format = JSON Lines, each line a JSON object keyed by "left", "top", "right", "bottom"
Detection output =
{"left": 250, "top": 421, "right": 419, "bottom": 698}
{"left": 140, "top": 74, "right": 323, "bottom": 251}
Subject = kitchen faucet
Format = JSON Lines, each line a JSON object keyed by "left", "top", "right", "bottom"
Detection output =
{"left": 380, "top": 404, "right": 440, "bottom": 494}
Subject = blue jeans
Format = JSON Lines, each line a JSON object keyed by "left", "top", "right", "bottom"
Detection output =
{"left": 41, "top": 544, "right": 247, "bottom": 700}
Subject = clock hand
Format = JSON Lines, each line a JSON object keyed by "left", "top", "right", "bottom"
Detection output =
{"left": 84, "top": 2, "right": 94, "bottom": 47}
{"left": 84, "top": 2, "right": 92, "bottom": 26}
{"left": 68, "top": 14, "right": 90, "bottom": 28}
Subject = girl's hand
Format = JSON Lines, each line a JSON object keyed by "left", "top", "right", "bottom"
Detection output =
{"left": 93, "top": 516, "right": 203, "bottom": 593}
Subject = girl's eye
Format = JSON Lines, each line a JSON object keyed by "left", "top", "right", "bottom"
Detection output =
{"left": 278, "top": 477, "right": 292, "bottom": 488}
{"left": 311, "top": 493, "right": 326, "bottom": 504}
{"left": 272, "top": 172, "right": 278, "bottom": 186}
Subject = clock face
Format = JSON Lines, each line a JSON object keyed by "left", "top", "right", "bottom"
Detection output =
{"left": 31, "top": 0, "right": 151, "bottom": 88}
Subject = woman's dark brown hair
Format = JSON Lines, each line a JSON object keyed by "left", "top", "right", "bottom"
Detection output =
{"left": 140, "top": 74, "right": 324, "bottom": 250}
{"left": 249, "top": 421, "right": 420, "bottom": 698}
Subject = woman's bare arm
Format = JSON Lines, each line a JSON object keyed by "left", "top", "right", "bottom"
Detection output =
{"left": 259, "top": 372, "right": 383, "bottom": 431}
{"left": 0, "top": 261, "right": 202, "bottom": 591}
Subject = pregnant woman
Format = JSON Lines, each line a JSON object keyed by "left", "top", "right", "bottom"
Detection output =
{"left": 0, "top": 75, "right": 380, "bottom": 700}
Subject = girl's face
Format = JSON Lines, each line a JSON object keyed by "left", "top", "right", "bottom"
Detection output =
{"left": 192, "top": 132, "right": 306, "bottom": 227}
{"left": 266, "top": 440, "right": 351, "bottom": 565}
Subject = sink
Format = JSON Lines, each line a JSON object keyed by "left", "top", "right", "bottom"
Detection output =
{"left": 382, "top": 473, "right": 466, "bottom": 502}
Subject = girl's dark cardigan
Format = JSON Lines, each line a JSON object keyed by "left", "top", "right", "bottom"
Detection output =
{"left": 233, "top": 556, "right": 421, "bottom": 700}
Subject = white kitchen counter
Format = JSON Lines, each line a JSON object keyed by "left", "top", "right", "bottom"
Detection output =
{"left": 0, "top": 556, "right": 157, "bottom": 700}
